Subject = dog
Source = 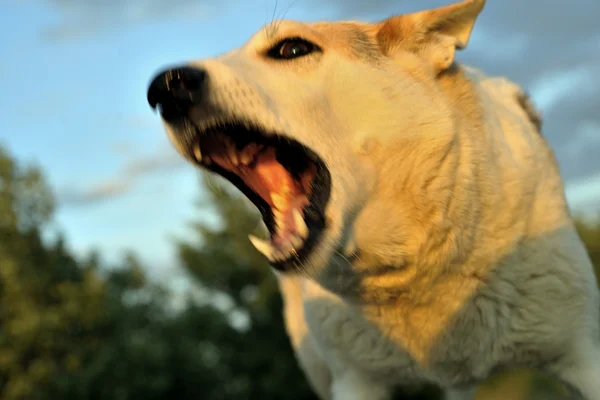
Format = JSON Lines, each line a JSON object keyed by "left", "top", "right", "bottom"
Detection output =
{"left": 147, "top": 0, "right": 600, "bottom": 398}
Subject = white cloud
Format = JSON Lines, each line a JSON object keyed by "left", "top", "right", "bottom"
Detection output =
{"left": 529, "top": 65, "right": 597, "bottom": 114}
{"left": 566, "top": 172, "right": 600, "bottom": 215}
{"left": 41, "top": 0, "right": 217, "bottom": 41}
{"left": 58, "top": 150, "right": 185, "bottom": 206}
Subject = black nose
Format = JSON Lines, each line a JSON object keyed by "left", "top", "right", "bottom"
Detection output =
{"left": 146, "top": 66, "right": 207, "bottom": 121}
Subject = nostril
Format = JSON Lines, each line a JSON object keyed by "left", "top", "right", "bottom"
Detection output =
{"left": 147, "top": 66, "right": 207, "bottom": 111}
{"left": 175, "top": 68, "right": 206, "bottom": 92}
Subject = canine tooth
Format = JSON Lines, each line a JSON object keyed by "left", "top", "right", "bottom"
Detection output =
{"left": 273, "top": 210, "right": 286, "bottom": 231}
{"left": 240, "top": 148, "right": 254, "bottom": 165}
{"left": 193, "top": 144, "right": 202, "bottom": 161}
{"left": 228, "top": 147, "right": 239, "bottom": 166}
{"left": 248, "top": 235, "right": 275, "bottom": 262}
{"left": 293, "top": 209, "right": 309, "bottom": 239}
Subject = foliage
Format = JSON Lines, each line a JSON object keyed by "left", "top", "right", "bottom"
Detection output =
{"left": 575, "top": 217, "right": 600, "bottom": 283}
{"left": 174, "top": 174, "right": 317, "bottom": 399}
{"left": 0, "top": 147, "right": 315, "bottom": 400}
{"left": 0, "top": 149, "right": 104, "bottom": 400}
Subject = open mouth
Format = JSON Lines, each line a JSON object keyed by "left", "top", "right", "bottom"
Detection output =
{"left": 186, "top": 120, "right": 331, "bottom": 270}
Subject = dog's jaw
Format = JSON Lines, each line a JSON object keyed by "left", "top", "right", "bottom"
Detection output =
{"left": 162, "top": 108, "right": 348, "bottom": 272}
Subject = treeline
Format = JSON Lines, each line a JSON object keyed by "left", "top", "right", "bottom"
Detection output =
{"left": 0, "top": 146, "right": 597, "bottom": 400}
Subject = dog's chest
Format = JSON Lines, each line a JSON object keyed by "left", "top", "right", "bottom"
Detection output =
{"left": 301, "top": 281, "right": 422, "bottom": 383}
{"left": 299, "top": 279, "right": 502, "bottom": 386}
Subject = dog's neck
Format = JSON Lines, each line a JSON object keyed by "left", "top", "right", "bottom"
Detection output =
{"left": 342, "top": 66, "right": 475, "bottom": 286}
{"left": 314, "top": 66, "right": 510, "bottom": 304}
{"left": 315, "top": 63, "right": 570, "bottom": 312}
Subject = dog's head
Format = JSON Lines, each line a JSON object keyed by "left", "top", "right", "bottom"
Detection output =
{"left": 147, "top": 0, "right": 485, "bottom": 289}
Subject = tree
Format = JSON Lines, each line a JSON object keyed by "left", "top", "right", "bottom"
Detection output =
{"left": 0, "top": 147, "right": 105, "bottom": 400}
{"left": 0, "top": 144, "right": 310, "bottom": 400}
{"left": 175, "top": 173, "right": 319, "bottom": 399}
{"left": 575, "top": 216, "right": 600, "bottom": 282}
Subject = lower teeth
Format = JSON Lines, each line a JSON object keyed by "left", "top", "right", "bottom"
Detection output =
{"left": 248, "top": 208, "right": 309, "bottom": 263}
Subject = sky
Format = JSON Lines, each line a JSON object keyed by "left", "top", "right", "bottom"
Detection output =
{"left": 1, "top": 0, "right": 599, "bottom": 281}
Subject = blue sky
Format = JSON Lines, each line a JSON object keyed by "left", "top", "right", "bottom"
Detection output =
{"left": 0, "top": 0, "right": 344, "bottom": 278}
{"left": 1, "top": 0, "right": 599, "bottom": 280}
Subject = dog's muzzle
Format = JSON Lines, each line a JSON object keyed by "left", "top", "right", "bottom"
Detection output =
{"left": 146, "top": 63, "right": 332, "bottom": 271}
{"left": 146, "top": 66, "right": 207, "bottom": 122}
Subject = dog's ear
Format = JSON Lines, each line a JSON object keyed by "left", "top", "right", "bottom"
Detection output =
{"left": 374, "top": 0, "right": 485, "bottom": 73}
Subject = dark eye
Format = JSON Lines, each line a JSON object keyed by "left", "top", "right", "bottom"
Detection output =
{"left": 268, "top": 38, "right": 317, "bottom": 60}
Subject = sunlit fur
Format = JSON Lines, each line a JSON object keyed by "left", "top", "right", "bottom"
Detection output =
{"left": 162, "top": 0, "right": 600, "bottom": 399}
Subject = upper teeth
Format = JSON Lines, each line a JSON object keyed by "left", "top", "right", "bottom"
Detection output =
{"left": 240, "top": 143, "right": 262, "bottom": 165}
{"left": 190, "top": 136, "right": 312, "bottom": 265}
{"left": 248, "top": 235, "right": 274, "bottom": 260}
{"left": 240, "top": 149, "right": 253, "bottom": 165}
{"left": 193, "top": 144, "right": 202, "bottom": 162}
{"left": 273, "top": 209, "right": 285, "bottom": 230}
{"left": 227, "top": 146, "right": 239, "bottom": 166}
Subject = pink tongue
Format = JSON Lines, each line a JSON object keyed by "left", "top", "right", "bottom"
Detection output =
{"left": 242, "top": 148, "right": 300, "bottom": 207}
{"left": 209, "top": 145, "right": 311, "bottom": 245}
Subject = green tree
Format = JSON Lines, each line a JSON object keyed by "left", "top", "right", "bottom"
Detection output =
{"left": 0, "top": 144, "right": 297, "bottom": 400}
{"left": 175, "top": 173, "right": 319, "bottom": 399}
{"left": 0, "top": 147, "right": 105, "bottom": 400}
{"left": 576, "top": 216, "right": 600, "bottom": 281}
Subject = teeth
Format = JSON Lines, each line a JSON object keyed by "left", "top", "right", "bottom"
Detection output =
{"left": 228, "top": 147, "right": 239, "bottom": 166}
{"left": 278, "top": 237, "right": 294, "bottom": 255}
{"left": 240, "top": 148, "right": 254, "bottom": 165}
{"left": 248, "top": 235, "right": 276, "bottom": 262}
{"left": 223, "top": 137, "right": 239, "bottom": 166}
{"left": 249, "top": 233, "right": 305, "bottom": 263}
{"left": 277, "top": 234, "right": 305, "bottom": 261}
{"left": 193, "top": 144, "right": 202, "bottom": 162}
{"left": 248, "top": 234, "right": 288, "bottom": 263}
{"left": 293, "top": 209, "right": 309, "bottom": 239}
{"left": 250, "top": 209, "right": 310, "bottom": 264}
{"left": 239, "top": 143, "right": 260, "bottom": 165}
{"left": 273, "top": 209, "right": 285, "bottom": 228}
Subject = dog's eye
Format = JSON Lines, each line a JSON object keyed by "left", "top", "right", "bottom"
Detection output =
{"left": 268, "top": 38, "right": 317, "bottom": 60}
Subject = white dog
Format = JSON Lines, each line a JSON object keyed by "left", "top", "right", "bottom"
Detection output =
{"left": 147, "top": 0, "right": 600, "bottom": 398}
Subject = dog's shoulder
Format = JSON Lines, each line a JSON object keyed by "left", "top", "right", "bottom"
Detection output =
{"left": 460, "top": 65, "right": 543, "bottom": 136}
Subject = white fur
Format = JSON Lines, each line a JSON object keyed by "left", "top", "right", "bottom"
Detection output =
{"left": 159, "top": 0, "right": 600, "bottom": 398}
